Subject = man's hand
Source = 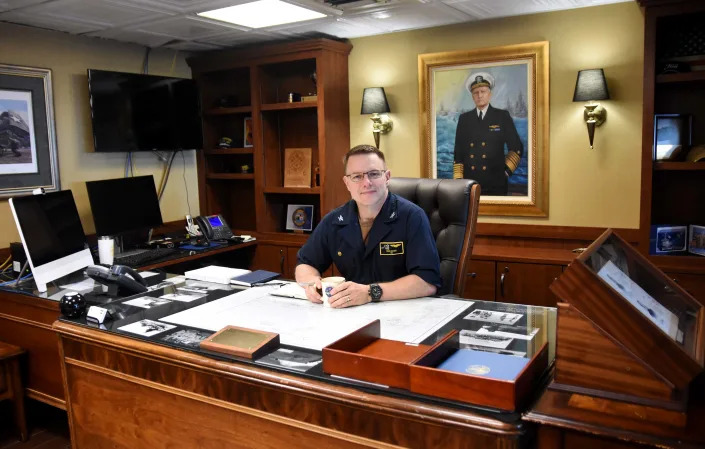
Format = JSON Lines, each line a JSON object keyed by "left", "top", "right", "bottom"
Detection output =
{"left": 327, "top": 281, "right": 371, "bottom": 308}
{"left": 303, "top": 278, "right": 323, "bottom": 304}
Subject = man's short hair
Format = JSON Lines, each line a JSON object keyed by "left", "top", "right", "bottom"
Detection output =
{"left": 343, "top": 144, "right": 386, "bottom": 172}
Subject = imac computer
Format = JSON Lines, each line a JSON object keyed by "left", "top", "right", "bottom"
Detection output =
{"left": 9, "top": 190, "right": 94, "bottom": 292}
{"left": 85, "top": 175, "right": 163, "bottom": 250}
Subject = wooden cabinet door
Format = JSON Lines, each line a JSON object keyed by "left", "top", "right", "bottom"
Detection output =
{"left": 495, "top": 262, "right": 562, "bottom": 307}
{"left": 462, "top": 260, "right": 495, "bottom": 301}
{"left": 252, "top": 244, "right": 287, "bottom": 274}
{"left": 669, "top": 272, "right": 705, "bottom": 307}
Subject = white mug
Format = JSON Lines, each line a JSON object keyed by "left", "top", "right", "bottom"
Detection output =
{"left": 320, "top": 276, "right": 345, "bottom": 307}
{"left": 97, "top": 236, "right": 114, "bottom": 265}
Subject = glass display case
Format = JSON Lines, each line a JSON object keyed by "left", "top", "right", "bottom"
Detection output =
{"left": 550, "top": 229, "right": 704, "bottom": 420}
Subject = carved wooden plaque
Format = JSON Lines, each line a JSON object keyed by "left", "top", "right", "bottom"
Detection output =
{"left": 284, "top": 147, "right": 312, "bottom": 188}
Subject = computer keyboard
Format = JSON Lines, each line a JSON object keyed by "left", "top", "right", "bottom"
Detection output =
{"left": 114, "top": 247, "right": 179, "bottom": 268}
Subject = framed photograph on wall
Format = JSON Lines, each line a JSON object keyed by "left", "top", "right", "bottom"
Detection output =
{"left": 418, "top": 41, "right": 549, "bottom": 217}
{"left": 243, "top": 117, "right": 253, "bottom": 148}
{"left": 0, "top": 64, "right": 59, "bottom": 197}
{"left": 285, "top": 204, "right": 313, "bottom": 232}
{"left": 653, "top": 114, "right": 691, "bottom": 161}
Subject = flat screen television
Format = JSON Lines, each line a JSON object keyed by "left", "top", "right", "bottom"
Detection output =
{"left": 87, "top": 69, "right": 203, "bottom": 152}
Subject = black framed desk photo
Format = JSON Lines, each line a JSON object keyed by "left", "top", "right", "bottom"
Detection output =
{"left": 53, "top": 283, "right": 556, "bottom": 449}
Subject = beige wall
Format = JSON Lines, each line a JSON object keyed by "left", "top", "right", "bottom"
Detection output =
{"left": 0, "top": 23, "right": 198, "bottom": 248}
{"left": 348, "top": 2, "right": 644, "bottom": 228}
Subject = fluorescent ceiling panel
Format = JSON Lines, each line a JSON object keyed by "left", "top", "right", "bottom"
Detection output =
{"left": 198, "top": 0, "right": 326, "bottom": 28}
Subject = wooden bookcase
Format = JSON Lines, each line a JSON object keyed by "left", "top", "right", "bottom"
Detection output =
{"left": 187, "top": 39, "right": 352, "bottom": 257}
{"left": 639, "top": 0, "right": 705, "bottom": 280}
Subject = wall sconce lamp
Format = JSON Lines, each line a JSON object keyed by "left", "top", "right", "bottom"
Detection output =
{"left": 573, "top": 69, "right": 610, "bottom": 149}
{"left": 361, "top": 87, "right": 393, "bottom": 149}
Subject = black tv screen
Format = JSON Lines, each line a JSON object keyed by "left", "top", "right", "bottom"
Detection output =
{"left": 87, "top": 69, "right": 202, "bottom": 152}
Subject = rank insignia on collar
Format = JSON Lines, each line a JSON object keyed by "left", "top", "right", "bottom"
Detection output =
{"left": 338, "top": 215, "right": 344, "bottom": 222}
{"left": 390, "top": 212, "right": 396, "bottom": 219}
{"left": 380, "top": 241, "right": 404, "bottom": 256}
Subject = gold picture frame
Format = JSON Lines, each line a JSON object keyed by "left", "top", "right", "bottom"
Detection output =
{"left": 418, "top": 41, "right": 549, "bottom": 217}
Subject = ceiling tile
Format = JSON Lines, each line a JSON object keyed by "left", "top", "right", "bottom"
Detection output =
{"left": 164, "top": 40, "right": 223, "bottom": 51}
{"left": 86, "top": 28, "right": 176, "bottom": 47}
{"left": 0, "top": 10, "right": 103, "bottom": 34}
{"left": 129, "top": 15, "right": 244, "bottom": 40}
{"left": 0, "top": 0, "right": 47, "bottom": 13}
{"left": 12, "top": 0, "right": 168, "bottom": 28}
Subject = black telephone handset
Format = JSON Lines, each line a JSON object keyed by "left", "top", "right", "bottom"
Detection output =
{"left": 86, "top": 264, "right": 148, "bottom": 295}
{"left": 194, "top": 214, "right": 235, "bottom": 240}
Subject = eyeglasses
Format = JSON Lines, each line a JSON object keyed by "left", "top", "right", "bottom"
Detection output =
{"left": 345, "top": 169, "right": 386, "bottom": 183}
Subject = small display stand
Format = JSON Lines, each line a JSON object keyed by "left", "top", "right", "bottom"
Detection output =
{"left": 550, "top": 229, "right": 704, "bottom": 425}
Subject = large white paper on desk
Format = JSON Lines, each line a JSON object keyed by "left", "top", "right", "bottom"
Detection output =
{"left": 161, "top": 286, "right": 470, "bottom": 350}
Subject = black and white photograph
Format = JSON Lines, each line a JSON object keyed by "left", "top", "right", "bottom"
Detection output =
{"left": 476, "top": 325, "right": 539, "bottom": 341}
{"left": 160, "top": 293, "right": 203, "bottom": 302}
{"left": 464, "top": 309, "right": 522, "bottom": 325}
{"left": 118, "top": 319, "right": 175, "bottom": 337}
{"left": 161, "top": 328, "right": 213, "bottom": 348}
{"left": 177, "top": 282, "right": 222, "bottom": 294}
{"left": 656, "top": 225, "right": 687, "bottom": 253}
{"left": 459, "top": 329, "right": 514, "bottom": 349}
{"left": 460, "top": 345, "right": 526, "bottom": 358}
{"left": 257, "top": 347, "right": 322, "bottom": 373}
{"left": 123, "top": 296, "right": 172, "bottom": 309}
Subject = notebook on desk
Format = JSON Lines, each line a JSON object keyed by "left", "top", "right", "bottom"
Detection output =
{"left": 230, "top": 270, "right": 280, "bottom": 287}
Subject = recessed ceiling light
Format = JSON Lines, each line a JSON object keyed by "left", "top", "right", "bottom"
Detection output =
{"left": 198, "top": 0, "right": 326, "bottom": 29}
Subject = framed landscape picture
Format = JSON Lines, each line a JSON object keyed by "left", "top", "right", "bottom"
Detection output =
{"left": 0, "top": 64, "right": 59, "bottom": 197}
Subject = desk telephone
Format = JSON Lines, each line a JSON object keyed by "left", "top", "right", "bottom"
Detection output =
{"left": 193, "top": 214, "right": 235, "bottom": 240}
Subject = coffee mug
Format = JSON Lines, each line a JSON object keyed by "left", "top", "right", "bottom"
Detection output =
{"left": 320, "top": 276, "right": 345, "bottom": 307}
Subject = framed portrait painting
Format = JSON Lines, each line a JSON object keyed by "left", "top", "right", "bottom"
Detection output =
{"left": 0, "top": 64, "right": 59, "bottom": 197}
{"left": 418, "top": 41, "right": 549, "bottom": 217}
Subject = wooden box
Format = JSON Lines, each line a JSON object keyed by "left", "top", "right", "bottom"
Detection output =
{"left": 550, "top": 229, "right": 705, "bottom": 414}
{"left": 409, "top": 330, "right": 549, "bottom": 411}
{"left": 322, "top": 320, "right": 431, "bottom": 389}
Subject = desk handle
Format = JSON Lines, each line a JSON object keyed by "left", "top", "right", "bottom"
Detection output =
{"left": 500, "top": 266, "right": 509, "bottom": 297}
{"left": 279, "top": 249, "right": 285, "bottom": 273}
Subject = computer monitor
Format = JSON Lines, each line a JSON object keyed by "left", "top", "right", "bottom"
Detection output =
{"left": 9, "top": 190, "right": 94, "bottom": 292}
{"left": 85, "top": 175, "right": 163, "bottom": 242}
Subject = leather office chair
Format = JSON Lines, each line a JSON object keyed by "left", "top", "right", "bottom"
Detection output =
{"left": 388, "top": 177, "right": 480, "bottom": 296}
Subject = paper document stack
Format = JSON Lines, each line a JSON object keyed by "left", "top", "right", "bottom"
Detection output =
{"left": 184, "top": 266, "right": 250, "bottom": 285}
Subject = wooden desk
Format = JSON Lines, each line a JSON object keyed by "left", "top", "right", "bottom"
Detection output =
{"left": 0, "top": 241, "right": 255, "bottom": 409}
{"left": 524, "top": 388, "right": 705, "bottom": 449}
{"left": 54, "top": 321, "right": 529, "bottom": 449}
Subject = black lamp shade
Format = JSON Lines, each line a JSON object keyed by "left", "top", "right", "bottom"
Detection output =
{"left": 573, "top": 69, "right": 610, "bottom": 102}
{"left": 361, "top": 87, "right": 391, "bottom": 114}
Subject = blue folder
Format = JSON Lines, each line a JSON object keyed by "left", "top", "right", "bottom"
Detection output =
{"left": 436, "top": 349, "right": 528, "bottom": 381}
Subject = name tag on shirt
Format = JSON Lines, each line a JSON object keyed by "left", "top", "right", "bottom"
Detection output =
{"left": 380, "top": 242, "right": 404, "bottom": 256}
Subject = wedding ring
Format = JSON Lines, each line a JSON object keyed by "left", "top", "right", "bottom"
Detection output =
{"left": 345, "top": 296, "right": 351, "bottom": 303}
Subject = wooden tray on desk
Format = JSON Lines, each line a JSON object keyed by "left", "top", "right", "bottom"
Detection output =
{"left": 409, "top": 330, "right": 549, "bottom": 411}
{"left": 322, "top": 320, "right": 431, "bottom": 389}
{"left": 200, "top": 325, "right": 279, "bottom": 359}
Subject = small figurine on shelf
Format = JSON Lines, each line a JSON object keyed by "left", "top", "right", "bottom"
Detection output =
{"left": 241, "top": 164, "right": 251, "bottom": 174}
{"left": 314, "top": 165, "right": 320, "bottom": 186}
{"left": 218, "top": 137, "right": 233, "bottom": 148}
